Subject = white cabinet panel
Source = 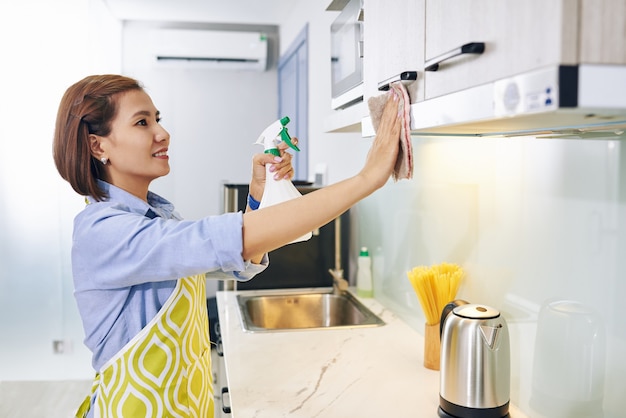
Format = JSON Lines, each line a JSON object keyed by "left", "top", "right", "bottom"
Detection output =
{"left": 363, "top": 0, "right": 425, "bottom": 103}
{"left": 579, "top": 0, "right": 626, "bottom": 64}
{"left": 424, "top": 0, "right": 578, "bottom": 100}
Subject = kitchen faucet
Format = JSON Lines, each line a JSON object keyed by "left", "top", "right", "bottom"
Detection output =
{"left": 329, "top": 215, "right": 349, "bottom": 294}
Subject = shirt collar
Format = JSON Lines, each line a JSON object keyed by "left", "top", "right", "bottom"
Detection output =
{"left": 88, "top": 180, "right": 178, "bottom": 219}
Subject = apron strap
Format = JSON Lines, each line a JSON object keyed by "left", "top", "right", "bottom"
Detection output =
{"left": 75, "top": 374, "right": 99, "bottom": 418}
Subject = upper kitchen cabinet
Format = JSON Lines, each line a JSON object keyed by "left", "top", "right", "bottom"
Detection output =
{"left": 399, "top": 0, "right": 626, "bottom": 137}
{"left": 423, "top": 0, "right": 626, "bottom": 100}
{"left": 363, "top": 0, "right": 425, "bottom": 104}
{"left": 359, "top": 0, "right": 626, "bottom": 137}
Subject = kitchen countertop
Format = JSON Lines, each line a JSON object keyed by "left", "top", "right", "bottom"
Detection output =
{"left": 216, "top": 289, "right": 528, "bottom": 418}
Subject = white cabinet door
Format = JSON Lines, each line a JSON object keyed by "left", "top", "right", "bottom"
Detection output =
{"left": 579, "top": 0, "right": 626, "bottom": 64}
{"left": 363, "top": 0, "right": 425, "bottom": 103}
{"left": 424, "top": 0, "right": 578, "bottom": 99}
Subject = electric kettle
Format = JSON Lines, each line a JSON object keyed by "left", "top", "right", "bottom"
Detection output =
{"left": 438, "top": 300, "right": 510, "bottom": 418}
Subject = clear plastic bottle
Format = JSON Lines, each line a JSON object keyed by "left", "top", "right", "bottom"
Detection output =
{"left": 356, "top": 247, "right": 373, "bottom": 298}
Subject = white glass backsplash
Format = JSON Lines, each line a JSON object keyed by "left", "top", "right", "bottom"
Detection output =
{"left": 354, "top": 136, "right": 625, "bottom": 417}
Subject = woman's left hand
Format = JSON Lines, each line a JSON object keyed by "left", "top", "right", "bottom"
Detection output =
{"left": 248, "top": 138, "right": 297, "bottom": 203}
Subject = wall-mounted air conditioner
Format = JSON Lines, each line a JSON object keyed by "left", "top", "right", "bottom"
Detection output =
{"left": 151, "top": 29, "right": 268, "bottom": 71}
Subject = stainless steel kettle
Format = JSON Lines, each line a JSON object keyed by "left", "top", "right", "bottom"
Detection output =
{"left": 438, "top": 300, "right": 510, "bottom": 418}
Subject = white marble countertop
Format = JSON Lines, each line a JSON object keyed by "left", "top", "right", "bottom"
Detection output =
{"left": 216, "top": 289, "right": 527, "bottom": 418}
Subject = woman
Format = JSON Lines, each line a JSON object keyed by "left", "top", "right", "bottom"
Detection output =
{"left": 53, "top": 74, "right": 400, "bottom": 417}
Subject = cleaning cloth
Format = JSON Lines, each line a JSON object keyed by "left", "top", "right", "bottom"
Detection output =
{"left": 367, "top": 82, "right": 413, "bottom": 181}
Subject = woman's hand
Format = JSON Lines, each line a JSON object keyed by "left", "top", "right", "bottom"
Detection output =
{"left": 248, "top": 138, "right": 297, "bottom": 205}
{"left": 359, "top": 92, "right": 401, "bottom": 189}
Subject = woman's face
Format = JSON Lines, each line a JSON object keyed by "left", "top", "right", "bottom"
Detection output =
{"left": 94, "top": 89, "right": 170, "bottom": 197}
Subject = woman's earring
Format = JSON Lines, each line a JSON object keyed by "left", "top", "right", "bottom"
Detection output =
{"left": 100, "top": 157, "right": 108, "bottom": 165}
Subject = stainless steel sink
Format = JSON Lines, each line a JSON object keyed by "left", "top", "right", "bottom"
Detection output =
{"left": 237, "top": 291, "right": 385, "bottom": 332}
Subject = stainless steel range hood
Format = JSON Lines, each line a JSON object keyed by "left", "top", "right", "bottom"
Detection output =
{"left": 406, "top": 64, "right": 626, "bottom": 139}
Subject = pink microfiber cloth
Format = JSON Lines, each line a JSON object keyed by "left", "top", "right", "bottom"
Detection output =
{"left": 367, "top": 82, "right": 413, "bottom": 181}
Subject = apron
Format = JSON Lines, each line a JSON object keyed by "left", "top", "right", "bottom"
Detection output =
{"left": 76, "top": 274, "right": 214, "bottom": 418}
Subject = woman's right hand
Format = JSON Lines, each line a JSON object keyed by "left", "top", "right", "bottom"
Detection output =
{"left": 359, "top": 91, "right": 401, "bottom": 189}
{"left": 248, "top": 139, "right": 296, "bottom": 206}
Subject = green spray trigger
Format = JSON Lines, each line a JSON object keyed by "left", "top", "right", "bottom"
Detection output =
{"left": 278, "top": 117, "right": 300, "bottom": 152}
{"left": 280, "top": 127, "right": 299, "bottom": 151}
{"left": 256, "top": 116, "right": 300, "bottom": 156}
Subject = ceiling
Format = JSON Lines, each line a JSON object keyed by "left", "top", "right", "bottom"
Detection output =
{"left": 103, "top": 0, "right": 304, "bottom": 25}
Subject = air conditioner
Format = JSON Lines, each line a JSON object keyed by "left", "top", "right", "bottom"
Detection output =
{"left": 151, "top": 29, "right": 268, "bottom": 71}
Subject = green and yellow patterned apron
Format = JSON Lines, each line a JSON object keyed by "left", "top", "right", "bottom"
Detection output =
{"left": 76, "top": 274, "right": 214, "bottom": 418}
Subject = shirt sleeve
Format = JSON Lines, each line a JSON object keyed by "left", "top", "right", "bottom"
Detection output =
{"left": 72, "top": 203, "right": 267, "bottom": 290}
{"left": 206, "top": 253, "right": 269, "bottom": 282}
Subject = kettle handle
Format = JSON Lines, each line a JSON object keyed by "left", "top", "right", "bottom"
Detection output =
{"left": 440, "top": 299, "right": 470, "bottom": 337}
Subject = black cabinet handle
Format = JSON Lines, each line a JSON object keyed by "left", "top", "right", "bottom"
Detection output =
{"left": 424, "top": 42, "right": 485, "bottom": 72}
{"left": 221, "top": 387, "right": 231, "bottom": 414}
{"left": 377, "top": 71, "right": 418, "bottom": 91}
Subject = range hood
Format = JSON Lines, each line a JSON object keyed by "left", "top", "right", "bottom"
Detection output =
{"left": 379, "top": 64, "right": 626, "bottom": 139}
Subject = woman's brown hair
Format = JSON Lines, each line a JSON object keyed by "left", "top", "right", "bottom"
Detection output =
{"left": 53, "top": 74, "right": 143, "bottom": 201}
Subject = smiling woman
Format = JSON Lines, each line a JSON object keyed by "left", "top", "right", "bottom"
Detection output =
{"left": 51, "top": 73, "right": 401, "bottom": 417}
{"left": 52, "top": 74, "right": 293, "bottom": 417}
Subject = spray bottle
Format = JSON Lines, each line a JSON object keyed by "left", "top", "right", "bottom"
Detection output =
{"left": 255, "top": 116, "right": 312, "bottom": 244}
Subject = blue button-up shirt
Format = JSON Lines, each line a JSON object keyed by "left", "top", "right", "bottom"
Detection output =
{"left": 72, "top": 181, "right": 267, "bottom": 371}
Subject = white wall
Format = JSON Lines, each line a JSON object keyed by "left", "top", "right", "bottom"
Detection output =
{"left": 0, "top": 0, "right": 122, "bottom": 380}
{"left": 355, "top": 137, "right": 626, "bottom": 417}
